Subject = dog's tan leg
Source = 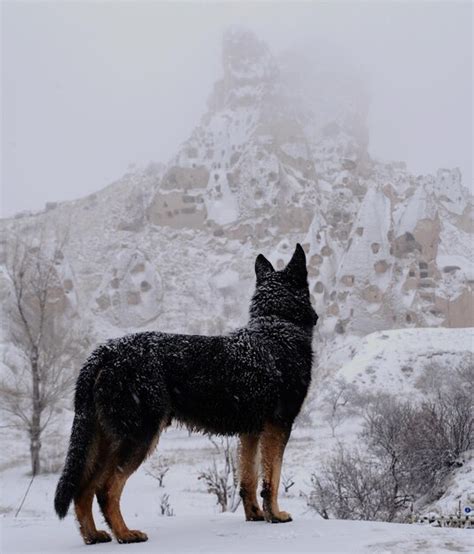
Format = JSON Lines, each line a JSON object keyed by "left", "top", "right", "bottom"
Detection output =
{"left": 74, "top": 481, "right": 113, "bottom": 544}
{"left": 239, "top": 433, "right": 264, "bottom": 521}
{"left": 98, "top": 470, "right": 148, "bottom": 543}
{"left": 97, "top": 442, "right": 152, "bottom": 544}
{"left": 74, "top": 433, "right": 112, "bottom": 545}
{"left": 260, "top": 423, "right": 292, "bottom": 523}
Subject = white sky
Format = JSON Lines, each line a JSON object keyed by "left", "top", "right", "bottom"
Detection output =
{"left": 1, "top": 1, "right": 472, "bottom": 217}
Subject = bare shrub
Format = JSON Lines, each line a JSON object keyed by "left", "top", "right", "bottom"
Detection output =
{"left": 282, "top": 472, "right": 295, "bottom": 494}
{"left": 308, "top": 367, "right": 473, "bottom": 521}
{"left": 363, "top": 394, "right": 415, "bottom": 513}
{"left": 306, "top": 447, "right": 409, "bottom": 522}
{"left": 198, "top": 436, "right": 241, "bottom": 513}
{"left": 159, "top": 493, "right": 174, "bottom": 516}
{"left": 416, "top": 358, "right": 474, "bottom": 399}
{"left": 402, "top": 396, "right": 473, "bottom": 496}
{"left": 364, "top": 385, "right": 473, "bottom": 507}
{"left": 145, "top": 456, "right": 170, "bottom": 487}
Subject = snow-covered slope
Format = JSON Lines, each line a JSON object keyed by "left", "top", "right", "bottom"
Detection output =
{"left": 425, "top": 449, "right": 474, "bottom": 516}
{"left": 313, "top": 327, "right": 473, "bottom": 428}
{"left": 328, "top": 327, "right": 473, "bottom": 398}
{"left": 309, "top": 327, "right": 473, "bottom": 520}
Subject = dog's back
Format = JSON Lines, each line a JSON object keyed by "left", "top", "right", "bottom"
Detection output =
{"left": 92, "top": 317, "right": 312, "bottom": 438}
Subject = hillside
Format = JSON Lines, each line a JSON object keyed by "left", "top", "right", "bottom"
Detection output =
{"left": 316, "top": 326, "right": 473, "bottom": 397}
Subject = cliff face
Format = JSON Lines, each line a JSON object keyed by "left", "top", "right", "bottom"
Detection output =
{"left": 1, "top": 28, "right": 472, "bottom": 355}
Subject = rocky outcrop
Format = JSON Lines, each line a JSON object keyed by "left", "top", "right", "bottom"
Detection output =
{"left": 0, "top": 27, "right": 472, "bottom": 348}
{"left": 93, "top": 250, "right": 162, "bottom": 328}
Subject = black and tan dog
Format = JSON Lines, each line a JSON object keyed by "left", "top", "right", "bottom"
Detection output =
{"left": 54, "top": 244, "right": 317, "bottom": 544}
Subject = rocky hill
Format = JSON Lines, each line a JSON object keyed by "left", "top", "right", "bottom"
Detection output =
{"left": 1, "top": 27, "right": 472, "bottom": 363}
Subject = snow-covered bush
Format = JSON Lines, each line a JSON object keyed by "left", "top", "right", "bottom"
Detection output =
{"left": 306, "top": 447, "right": 406, "bottom": 522}
{"left": 198, "top": 437, "right": 241, "bottom": 513}
{"left": 145, "top": 456, "right": 170, "bottom": 487}
{"left": 308, "top": 367, "right": 473, "bottom": 522}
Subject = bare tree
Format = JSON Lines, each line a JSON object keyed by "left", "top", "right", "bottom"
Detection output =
{"left": 145, "top": 456, "right": 170, "bottom": 487}
{"left": 198, "top": 436, "right": 241, "bottom": 513}
{"left": 324, "top": 378, "right": 353, "bottom": 437}
{"left": 1, "top": 226, "right": 81, "bottom": 475}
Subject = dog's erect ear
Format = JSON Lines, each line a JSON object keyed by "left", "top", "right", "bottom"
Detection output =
{"left": 255, "top": 254, "right": 275, "bottom": 282}
{"left": 283, "top": 243, "right": 307, "bottom": 285}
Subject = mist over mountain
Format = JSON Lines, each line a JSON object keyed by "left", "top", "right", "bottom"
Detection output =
{"left": 2, "top": 28, "right": 472, "bottom": 352}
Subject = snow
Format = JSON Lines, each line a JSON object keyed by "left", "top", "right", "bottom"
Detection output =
{"left": 437, "top": 255, "right": 471, "bottom": 273}
{"left": 433, "top": 168, "right": 466, "bottom": 215}
{"left": 329, "top": 327, "right": 473, "bottom": 398}
{"left": 3, "top": 513, "right": 472, "bottom": 553}
{"left": 2, "top": 430, "right": 472, "bottom": 554}
{"left": 1, "top": 327, "right": 473, "bottom": 552}
{"left": 337, "top": 186, "right": 391, "bottom": 286}
{"left": 280, "top": 142, "right": 308, "bottom": 160}
{"left": 212, "top": 269, "right": 240, "bottom": 289}
{"left": 394, "top": 186, "right": 437, "bottom": 235}
{"left": 424, "top": 450, "right": 474, "bottom": 516}
{"left": 204, "top": 173, "right": 240, "bottom": 225}
{"left": 438, "top": 220, "right": 474, "bottom": 272}
{"left": 2, "top": 393, "right": 473, "bottom": 554}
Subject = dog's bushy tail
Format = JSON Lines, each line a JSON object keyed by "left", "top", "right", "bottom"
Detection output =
{"left": 54, "top": 346, "right": 108, "bottom": 519}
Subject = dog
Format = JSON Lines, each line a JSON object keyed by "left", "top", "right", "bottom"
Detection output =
{"left": 54, "top": 243, "right": 317, "bottom": 544}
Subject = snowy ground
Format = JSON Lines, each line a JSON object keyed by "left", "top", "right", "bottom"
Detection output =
{"left": 2, "top": 327, "right": 473, "bottom": 552}
{"left": 4, "top": 513, "right": 472, "bottom": 554}
{"left": 1, "top": 428, "right": 472, "bottom": 554}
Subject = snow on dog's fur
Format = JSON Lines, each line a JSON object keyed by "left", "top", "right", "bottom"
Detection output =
{"left": 54, "top": 244, "right": 318, "bottom": 544}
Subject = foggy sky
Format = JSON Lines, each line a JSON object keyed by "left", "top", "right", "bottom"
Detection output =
{"left": 1, "top": 1, "right": 472, "bottom": 217}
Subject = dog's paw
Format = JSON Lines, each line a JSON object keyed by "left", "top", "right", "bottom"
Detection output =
{"left": 246, "top": 507, "right": 265, "bottom": 521}
{"left": 266, "top": 510, "right": 293, "bottom": 523}
{"left": 95, "top": 530, "right": 113, "bottom": 542}
{"left": 116, "top": 530, "right": 148, "bottom": 543}
{"left": 83, "top": 530, "right": 112, "bottom": 544}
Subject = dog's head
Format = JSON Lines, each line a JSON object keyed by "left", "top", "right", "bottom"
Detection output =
{"left": 250, "top": 243, "right": 318, "bottom": 329}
